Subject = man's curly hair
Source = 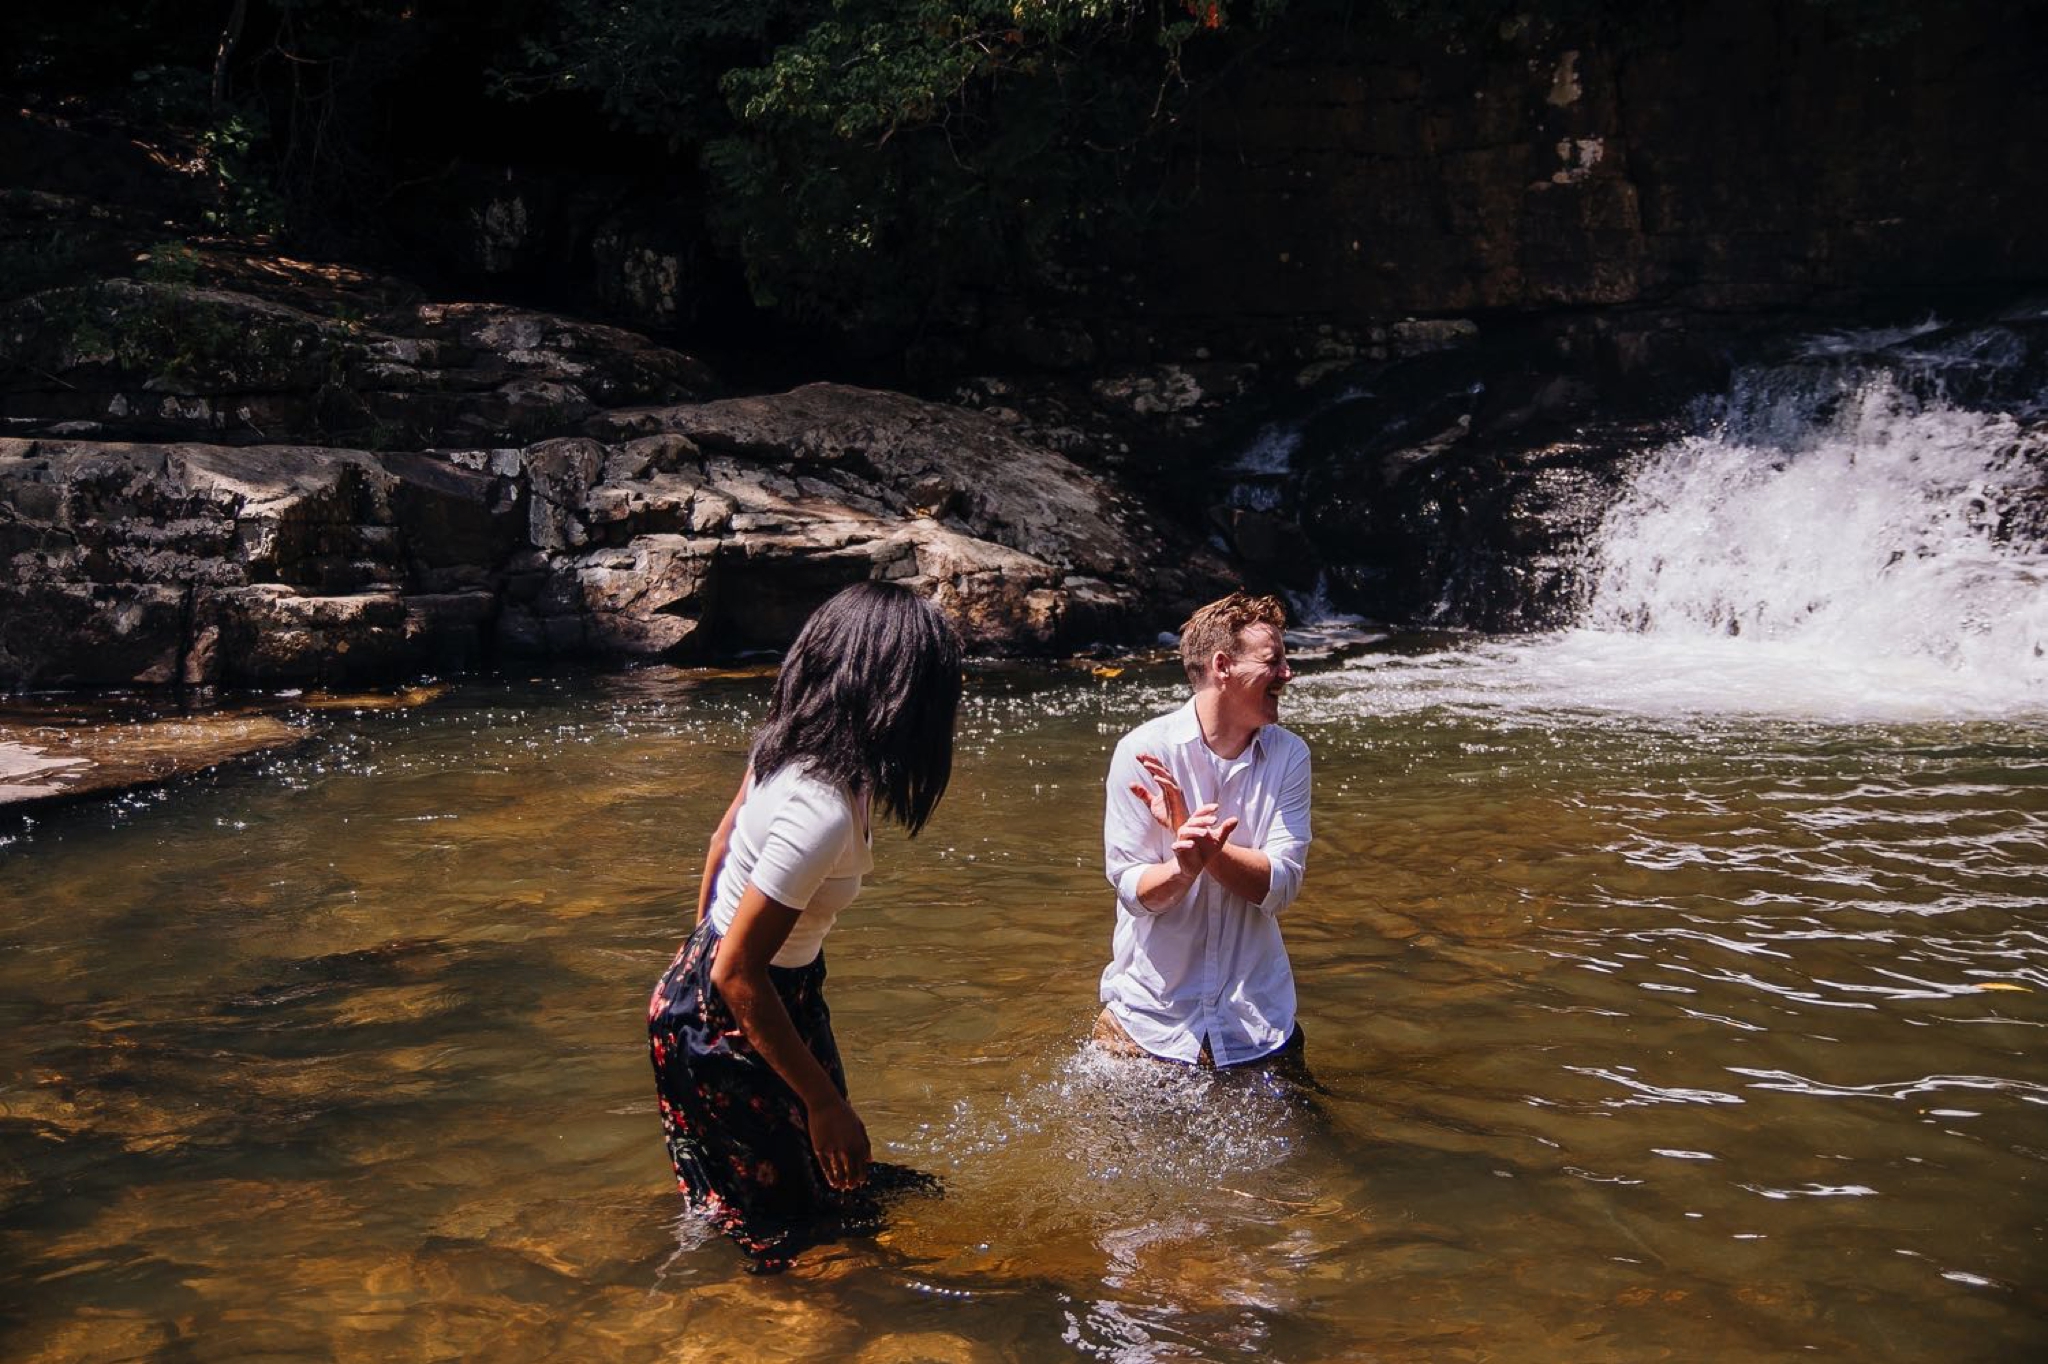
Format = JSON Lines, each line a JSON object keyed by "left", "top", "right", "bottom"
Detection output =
{"left": 1178, "top": 591, "right": 1287, "bottom": 689}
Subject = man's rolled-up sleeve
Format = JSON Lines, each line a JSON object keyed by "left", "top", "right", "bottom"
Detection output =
{"left": 1255, "top": 745, "right": 1312, "bottom": 915}
{"left": 1104, "top": 739, "right": 1176, "bottom": 915}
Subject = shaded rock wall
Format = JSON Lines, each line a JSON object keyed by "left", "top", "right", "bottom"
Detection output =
{"left": 192, "top": 5, "right": 2044, "bottom": 372}
{"left": 0, "top": 282, "right": 715, "bottom": 449}
{"left": 1116, "top": 3, "right": 2048, "bottom": 360}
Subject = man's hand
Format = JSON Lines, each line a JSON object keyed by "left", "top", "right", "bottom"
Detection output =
{"left": 1128, "top": 752, "right": 1237, "bottom": 910}
{"left": 1171, "top": 801, "right": 1240, "bottom": 877}
{"left": 1132, "top": 753, "right": 1239, "bottom": 876}
{"left": 1128, "top": 752, "right": 1188, "bottom": 833}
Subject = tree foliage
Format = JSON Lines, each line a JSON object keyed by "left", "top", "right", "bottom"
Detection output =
{"left": 4, "top": 0, "right": 1936, "bottom": 339}
{"left": 509, "top": 1, "right": 1279, "bottom": 330}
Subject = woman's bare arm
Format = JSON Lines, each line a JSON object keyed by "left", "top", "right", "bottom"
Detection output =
{"left": 695, "top": 769, "right": 751, "bottom": 925}
{"left": 707, "top": 884, "right": 871, "bottom": 1190}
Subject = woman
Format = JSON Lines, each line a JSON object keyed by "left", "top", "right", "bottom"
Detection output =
{"left": 647, "top": 581, "right": 962, "bottom": 1271}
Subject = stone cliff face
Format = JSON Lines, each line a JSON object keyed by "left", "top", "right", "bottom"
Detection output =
{"left": 254, "top": 5, "right": 2046, "bottom": 373}
{"left": 1110, "top": 3, "right": 2048, "bottom": 363}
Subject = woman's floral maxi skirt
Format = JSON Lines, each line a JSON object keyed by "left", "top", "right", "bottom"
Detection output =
{"left": 647, "top": 921, "right": 927, "bottom": 1271}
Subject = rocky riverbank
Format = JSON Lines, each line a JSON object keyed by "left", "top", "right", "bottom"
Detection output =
{"left": 0, "top": 314, "right": 1233, "bottom": 687}
{"left": 0, "top": 108, "right": 1264, "bottom": 690}
{"left": 2, "top": 110, "right": 1251, "bottom": 691}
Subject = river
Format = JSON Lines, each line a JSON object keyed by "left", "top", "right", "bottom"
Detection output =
{"left": 0, "top": 639, "right": 2042, "bottom": 1361}
{"left": 2, "top": 318, "right": 2045, "bottom": 1360}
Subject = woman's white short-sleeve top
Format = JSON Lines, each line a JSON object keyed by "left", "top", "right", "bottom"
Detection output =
{"left": 708, "top": 764, "right": 873, "bottom": 966}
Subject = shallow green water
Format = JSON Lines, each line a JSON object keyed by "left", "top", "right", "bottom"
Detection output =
{"left": 2, "top": 652, "right": 2044, "bottom": 1362}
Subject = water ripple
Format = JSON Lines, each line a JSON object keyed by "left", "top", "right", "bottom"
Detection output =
{"left": 1724, "top": 1070, "right": 2048, "bottom": 1102}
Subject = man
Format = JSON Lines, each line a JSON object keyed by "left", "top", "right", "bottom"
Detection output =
{"left": 1096, "top": 590, "right": 1312, "bottom": 1069}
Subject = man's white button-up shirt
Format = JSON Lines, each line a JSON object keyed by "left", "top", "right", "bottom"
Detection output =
{"left": 1099, "top": 698, "right": 1313, "bottom": 1065}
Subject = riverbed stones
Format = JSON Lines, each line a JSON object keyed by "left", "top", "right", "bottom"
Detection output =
{"left": 851, "top": 1331, "right": 999, "bottom": 1364}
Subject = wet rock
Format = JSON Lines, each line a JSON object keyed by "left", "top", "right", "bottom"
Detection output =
{"left": 1282, "top": 342, "right": 1687, "bottom": 630}
{"left": 1089, "top": 363, "right": 1255, "bottom": 418}
{"left": 0, "top": 583, "right": 191, "bottom": 687}
{"left": 1390, "top": 318, "right": 1481, "bottom": 356}
{"left": 656, "top": 1275, "right": 863, "bottom": 1358}
{"left": 9, "top": 1312, "right": 185, "bottom": 1364}
{"left": 1217, "top": 507, "right": 1318, "bottom": 593}
{"left": 0, "top": 710, "right": 305, "bottom": 809}
{"left": 852, "top": 1331, "right": 999, "bottom": 1364}
{"left": 0, "top": 686, "right": 450, "bottom": 810}
{"left": 0, "top": 438, "right": 515, "bottom": 687}
{"left": 948, "top": 362, "right": 1271, "bottom": 564}
{"left": 207, "top": 585, "right": 397, "bottom": 680}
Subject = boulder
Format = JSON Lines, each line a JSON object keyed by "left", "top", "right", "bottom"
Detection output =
{"left": 0, "top": 437, "right": 518, "bottom": 687}
{"left": 0, "top": 381, "right": 1231, "bottom": 688}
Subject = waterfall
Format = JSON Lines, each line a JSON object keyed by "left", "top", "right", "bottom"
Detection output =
{"left": 1573, "top": 321, "right": 2048, "bottom": 713}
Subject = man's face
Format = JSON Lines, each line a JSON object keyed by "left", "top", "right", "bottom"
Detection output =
{"left": 1215, "top": 623, "right": 1291, "bottom": 730}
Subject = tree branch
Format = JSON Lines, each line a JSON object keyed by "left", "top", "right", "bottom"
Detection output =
{"left": 211, "top": 0, "right": 249, "bottom": 114}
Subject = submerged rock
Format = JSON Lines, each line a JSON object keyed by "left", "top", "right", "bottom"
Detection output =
{"left": 0, "top": 686, "right": 450, "bottom": 808}
{"left": 0, "top": 710, "right": 305, "bottom": 809}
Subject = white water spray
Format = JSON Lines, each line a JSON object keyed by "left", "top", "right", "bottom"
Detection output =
{"left": 1575, "top": 338, "right": 2047, "bottom": 714}
{"left": 1306, "top": 322, "right": 2048, "bottom": 723}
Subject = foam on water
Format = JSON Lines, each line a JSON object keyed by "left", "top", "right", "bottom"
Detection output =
{"left": 1583, "top": 377, "right": 2045, "bottom": 706}
{"left": 1793, "top": 316, "right": 1945, "bottom": 359}
{"left": 1297, "top": 629, "right": 2043, "bottom": 726}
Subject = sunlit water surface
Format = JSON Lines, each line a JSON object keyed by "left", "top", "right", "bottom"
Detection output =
{"left": 2, "top": 646, "right": 2044, "bottom": 1363}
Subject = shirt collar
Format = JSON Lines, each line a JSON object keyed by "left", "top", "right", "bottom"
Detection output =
{"left": 1168, "top": 696, "right": 1266, "bottom": 759}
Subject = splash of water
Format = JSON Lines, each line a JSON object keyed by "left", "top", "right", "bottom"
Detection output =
{"left": 904, "top": 1044, "right": 1313, "bottom": 1242}
{"left": 1290, "top": 320, "right": 2048, "bottom": 722}
{"left": 1572, "top": 336, "right": 2047, "bottom": 716}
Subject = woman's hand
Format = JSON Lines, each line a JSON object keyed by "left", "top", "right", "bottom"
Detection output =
{"left": 807, "top": 1096, "right": 872, "bottom": 1191}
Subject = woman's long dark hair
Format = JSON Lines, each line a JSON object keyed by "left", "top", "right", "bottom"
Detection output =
{"left": 749, "top": 581, "right": 963, "bottom": 835}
